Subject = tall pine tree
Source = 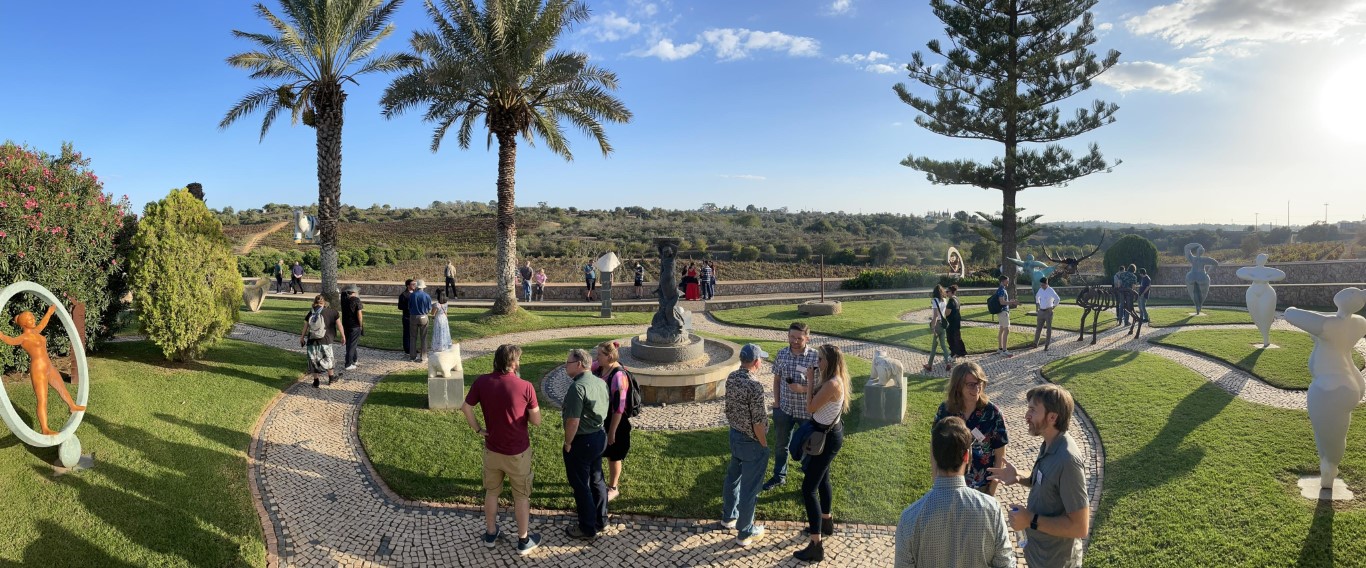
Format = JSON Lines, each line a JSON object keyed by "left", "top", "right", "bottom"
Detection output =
{"left": 896, "top": 0, "right": 1120, "bottom": 293}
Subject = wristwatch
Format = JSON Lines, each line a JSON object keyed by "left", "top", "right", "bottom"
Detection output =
{"left": 1030, "top": 513, "right": 1039, "bottom": 531}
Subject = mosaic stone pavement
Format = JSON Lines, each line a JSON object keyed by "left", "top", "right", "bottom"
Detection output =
{"left": 231, "top": 302, "right": 1362, "bottom": 567}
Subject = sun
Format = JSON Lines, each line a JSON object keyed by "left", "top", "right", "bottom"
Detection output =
{"left": 1319, "top": 56, "right": 1366, "bottom": 144}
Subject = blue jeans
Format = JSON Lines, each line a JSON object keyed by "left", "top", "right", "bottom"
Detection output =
{"left": 770, "top": 408, "right": 799, "bottom": 480}
{"left": 523, "top": 281, "right": 533, "bottom": 302}
{"left": 722, "top": 429, "right": 770, "bottom": 538}
{"left": 1138, "top": 295, "right": 1150, "bottom": 322}
{"left": 563, "top": 430, "right": 608, "bottom": 536}
{"left": 801, "top": 423, "right": 844, "bottom": 533}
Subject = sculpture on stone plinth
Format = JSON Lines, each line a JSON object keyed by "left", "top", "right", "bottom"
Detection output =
{"left": 0, "top": 281, "right": 90, "bottom": 468}
{"left": 647, "top": 238, "right": 691, "bottom": 344}
{"left": 1236, "top": 253, "right": 1286, "bottom": 348}
{"left": 1283, "top": 288, "right": 1366, "bottom": 490}
{"left": 1007, "top": 253, "right": 1056, "bottom": 296}
{"left": 1184, "top": 243, "right": 1219, "bottom": 315}
{"left": 863, "top": 351, "right": 907, "bottom": 424}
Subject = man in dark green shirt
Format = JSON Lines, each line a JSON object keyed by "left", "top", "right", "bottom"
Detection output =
{"left": 561, "top": 348, "right": 609, "bottom": 538}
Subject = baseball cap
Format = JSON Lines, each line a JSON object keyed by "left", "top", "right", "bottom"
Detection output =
{"left": 739, "top": 343, "right": 769, "bottom": 363}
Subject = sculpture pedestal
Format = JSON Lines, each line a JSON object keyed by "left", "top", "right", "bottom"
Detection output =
{"left": 862, "top": 382, "right": 906, "bottom": 425}
{"left": 1299, "top": 476, "right": 1354, "bottom": 501}
{"left": 426, "top": 346, "right": 465, "bottom": 410}
{"left": 798, "top": 301, "right": 842, "bottom": 316}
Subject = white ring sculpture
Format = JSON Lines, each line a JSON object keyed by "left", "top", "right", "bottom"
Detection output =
{"left": 0, "top": 281, "right": 89, "bottom": 467}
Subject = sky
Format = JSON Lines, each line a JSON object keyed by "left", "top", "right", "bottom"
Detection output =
{"left": 2, "top": 0, "right": 1365, "bottom": 227}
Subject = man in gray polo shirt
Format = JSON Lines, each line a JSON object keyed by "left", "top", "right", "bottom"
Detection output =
{"left": 989, "top": 384, "right": 1089, "bottom": 568}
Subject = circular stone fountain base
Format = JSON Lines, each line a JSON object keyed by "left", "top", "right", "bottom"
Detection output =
{"left": 543, "top": 335, "right": 741, "bottom": 407}
{"left": 630, "top": 333, "right": 705, "bottom": 363}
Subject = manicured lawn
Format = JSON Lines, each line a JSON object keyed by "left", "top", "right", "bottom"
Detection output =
{"left": 962, "top": 304, "right": 1120, "bottom": 334}
{"left": 1149, "top": 329, "right": 1366, "bottom": 390}
{"left": 359, "top": 333, "right": 959, "bottom": 525}
{"left": 1041, "top": 351, "right": 1366, "bottom": 567}
{"left": 709, "top": 299, "right": 1036, "bottom": 354}
{"left": 0, "top": 339, "right": 298, "bottom": 566}
{"left": 239, "top": 303, "right": 652, "bottom": 351}
{"left": 1143, "top": 306, "right": 1252, "bottom": 327}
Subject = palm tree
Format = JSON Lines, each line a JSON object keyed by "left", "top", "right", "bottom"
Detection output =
{"left": 382, "top": 0, "right": 632, "bottom": 315}
{"left": 221, "top": 0, "right": 416, "bottom": 306}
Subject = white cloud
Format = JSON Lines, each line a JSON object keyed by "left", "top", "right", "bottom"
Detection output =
{"left": 891, "top": 121, "right": 903, "bottom": 127}
{"left": 635, "top": 38, "right": 703, "bottom": 61}
{"left": 583, "top": 12, "right": 641, "bottom": 42}
{"left": 836, "top": 51, "right": 899, "bottom": 73}
{"left": 699, "top": 28, "right": 820, "bottom": 60}
{"left": 828, "top": 0, "right": 854, "bottom": 15}
{"left": 720, "top": 174, "right": 767, "bottom": 181}
{"left": 1095, "top": 61, "right": 1203, "bottom": 93}
{"left": 1097, "top": 22, "right": 1114, "bottom": 32}
{"left": 1126, "top": 0, "right": 1366, "bottom": 49}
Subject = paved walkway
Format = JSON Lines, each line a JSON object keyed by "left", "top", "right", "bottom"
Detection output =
{"left": 233, "top": 304, "right": 1360, "bottom": 567}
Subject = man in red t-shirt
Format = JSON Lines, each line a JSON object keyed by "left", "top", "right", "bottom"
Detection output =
{"left": 461, "top": 344, "right": 543, "bottom": 555}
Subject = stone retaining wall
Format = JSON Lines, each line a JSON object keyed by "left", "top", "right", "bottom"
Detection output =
{"left": 1153, "top": 259, "right": 1366, "bottom": 286}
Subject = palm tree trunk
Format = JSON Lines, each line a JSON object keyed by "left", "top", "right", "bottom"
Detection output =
{"left": 315, "top": 85, "right": 346, "bottom": 308}
{"left": 490, "top": 130, "right": 519, "bottom": 315}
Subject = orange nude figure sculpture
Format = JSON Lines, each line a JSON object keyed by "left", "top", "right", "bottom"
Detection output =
{"left": 0, "top": 306, "right": 85, "bottom": 435}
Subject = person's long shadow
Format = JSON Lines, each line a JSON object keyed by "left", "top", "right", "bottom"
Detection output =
{"left": 1296, "top": 499, "right": 1334, "bottom": 567}
{"left": 0, "top": 520, "right": 141, "bottom": 568}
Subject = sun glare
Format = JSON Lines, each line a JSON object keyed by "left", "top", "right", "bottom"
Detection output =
{"left": 1319, "top": 57, "right": 1366, "bottom": 144}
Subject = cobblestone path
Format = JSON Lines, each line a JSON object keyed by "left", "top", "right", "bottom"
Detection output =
{"left": 233, "top": 304, "right": 1359, "bottom": 567}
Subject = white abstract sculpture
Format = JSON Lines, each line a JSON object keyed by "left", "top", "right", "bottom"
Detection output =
{"left": 864, "top": 351, "right": 907, "bottom": 424}
{"left": 1236, "top": 254, "right": 1286, "bottom": 348}
{"left": 869, "top": 350, "right": 906, "bottom": 389}
{"left": 427, "top": 343, "right": 465, "bottom": 410}
{"left": 1284, "top": 288, "right": 1366, "bottom": 489}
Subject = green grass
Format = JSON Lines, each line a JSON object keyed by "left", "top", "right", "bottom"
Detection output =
{"left": 1042, "top": 350, "right": 1366, "bottom": 567}
{"left": 0, "top": 339, "right": 299, "bottom": 566}
{"left": 1149, "top": 329, "right": 1366, "bottom": 390}
{"left": 239, "top": 303, "right": 652, "bottom": 351}
{"left": 1143, "top": 306, "right": 1253, "bottom": 327}
{"left": 709, "top": 299, "right": 1036, "bottom": 354}
{"left": 359, "top": 334, "right": 953, "bottom": 525}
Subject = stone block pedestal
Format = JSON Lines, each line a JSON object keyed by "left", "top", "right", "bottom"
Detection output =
{"left": 863, "top": 382, "right": 906, "bottom": 425}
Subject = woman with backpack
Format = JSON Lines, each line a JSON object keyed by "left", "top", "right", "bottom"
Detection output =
{"left": 299, "top": 294, "right": 344, "bottom": 388}
{"left": 923, "top": 285, "right": 952, "bottom": 373}
{"left": 595, "top": 340, "right": 633, "bottom": 502}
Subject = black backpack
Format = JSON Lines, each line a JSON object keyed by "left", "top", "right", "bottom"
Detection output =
{"left": 986, "top": 292, "right": 1003, "bottom": 315}
{"left": 614, "top": 366, "right": 644, "bottom": 418}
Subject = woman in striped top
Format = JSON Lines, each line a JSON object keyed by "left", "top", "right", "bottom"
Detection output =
{"left": 791, "top": 343, "right": 851, "bottom": 562}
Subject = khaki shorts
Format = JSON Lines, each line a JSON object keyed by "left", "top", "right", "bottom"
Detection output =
{"left": 998, "top": 311, "right": 1011, "bottom": 328}
{"left": 484, "top": 448, "right": 534, "bottom": 500}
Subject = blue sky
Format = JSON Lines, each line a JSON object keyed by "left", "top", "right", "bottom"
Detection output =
{"left": 3, "top": 0, "right": 1365, "bottom": 226}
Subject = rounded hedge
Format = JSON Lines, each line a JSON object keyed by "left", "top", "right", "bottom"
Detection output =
{"left": 1103, "top": 234, "right": 1159, "bottom": 278}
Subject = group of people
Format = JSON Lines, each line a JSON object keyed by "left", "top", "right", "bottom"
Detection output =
{"left": 273, "top": 259, "right": 306, "bottom": 294}
{"left": 397, "top": 279, "right": 454, "bottom": 363}
{"left": 517, "top": 261, "right": 551, "bottom": 302}
{"left": 680, "top": 261, "right": 717, "bottom": 300}
{"left": 1111, "top": 263, "right": 1152, "bottom": 325}
{"left": 457, "top": 341, "right": 635, "bottom": 555}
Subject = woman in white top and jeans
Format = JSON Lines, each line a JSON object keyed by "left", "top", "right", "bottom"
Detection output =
{"left": 789, "top": 344, "right": 851, "bottom": 562}
{"left": 924, "top": 284, "right": 952, "bottom": 373}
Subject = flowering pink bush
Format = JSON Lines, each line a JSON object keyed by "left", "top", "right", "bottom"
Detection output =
{"left": 0, "top": 141, "right": 135, "bottom": 372}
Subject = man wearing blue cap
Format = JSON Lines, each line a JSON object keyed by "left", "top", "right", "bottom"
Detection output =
{"left": 718, "top": 343, "right": 772, "bottom": 547}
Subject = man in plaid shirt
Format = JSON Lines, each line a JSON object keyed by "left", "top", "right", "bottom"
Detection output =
{"left": 764, "top": 322, "right": 820, "bottom": 491}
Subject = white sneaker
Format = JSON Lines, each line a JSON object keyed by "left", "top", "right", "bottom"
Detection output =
{"left": 345, "top": 364, "right": 358, "bottom": 371}
{"left": 735, "top": 525, "right": 766, "bottom": 547}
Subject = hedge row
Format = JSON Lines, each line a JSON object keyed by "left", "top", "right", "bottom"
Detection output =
{"left": 841, "top": 268, "right": 1014, "bottom": 291}
{"left": 237, "top": 245, "right": 425, "bottom": 277}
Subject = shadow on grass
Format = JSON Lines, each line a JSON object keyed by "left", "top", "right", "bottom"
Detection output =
{"left": 1237, "top": 348, "right": 1267, "bottom": 371}
{"left": 1297, "top": 499, "right": 1334, "bottom": 567}
{"left": 0, "top": 521, "right": 142, "bottom": 568}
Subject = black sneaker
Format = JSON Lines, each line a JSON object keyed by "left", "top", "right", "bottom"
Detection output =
{"left": 482, "top": 528, "right": 501, "bottom": 548}
{"left": 565, "top": 525, "right": 595, "bottom": 539}
{"left": 762, "top": 477, "right": 786, "bottom": 491}
{"left": 516, "top": 533, "right": 541, "bottom": 556}
{"left": 312, "top": 377, "right": 320, "bottom": 388}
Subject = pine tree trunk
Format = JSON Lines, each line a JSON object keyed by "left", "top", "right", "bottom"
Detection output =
{"left": 315, "top": 85, "right": 346, "bottom": 308}
{"left": 1001, "top": 0, "right": 1021, "bottom": 299}
{"left": 490, "top": 130, "right": 519, "bottom": 315}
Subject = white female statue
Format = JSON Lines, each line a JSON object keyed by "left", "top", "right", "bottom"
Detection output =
{"left": 1284, "top": 288, "right": 1366, "bottom": 489}
{"left": 1184, "top": 243, "right": 1219, "bottom": 315}
{"left": 1236, "top": 254, "right": 1286, "bottom": 348}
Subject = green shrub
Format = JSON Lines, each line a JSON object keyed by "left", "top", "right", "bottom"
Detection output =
{"left": 129, "top": 188, "right": 242, "bottom": 361}
{"left": 736, "top": 246, "right": 761, "bottom": 261}
{"left": 831, "top": 248, "right": 859, "bottom": 265}
{"left": 792, "top": 243, "right": 812, "bottom": 262}
{"left": 0, "top": 142, "right": 135, "bottom": 373}
{"left": 349, "top": 247, "right": 369, "bottom": 267}
{"left": 842, "top": 268, "right": 940, "bottom": 290}
{"left": 1103, "top": 234, "right": 1158, "bottom": 278}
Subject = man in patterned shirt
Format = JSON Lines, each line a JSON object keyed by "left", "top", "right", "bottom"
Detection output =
{"left": 764, "top": 322, "right": 819, "bottom": 491}
{"left": 718, "top": 343, "right": 771, "bottom": 547}
{"left": 896, "top": 416, "right": 1014, "bottom": 568}
{"left": 701, "top": 261, "right": 715, "bottom": 300}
